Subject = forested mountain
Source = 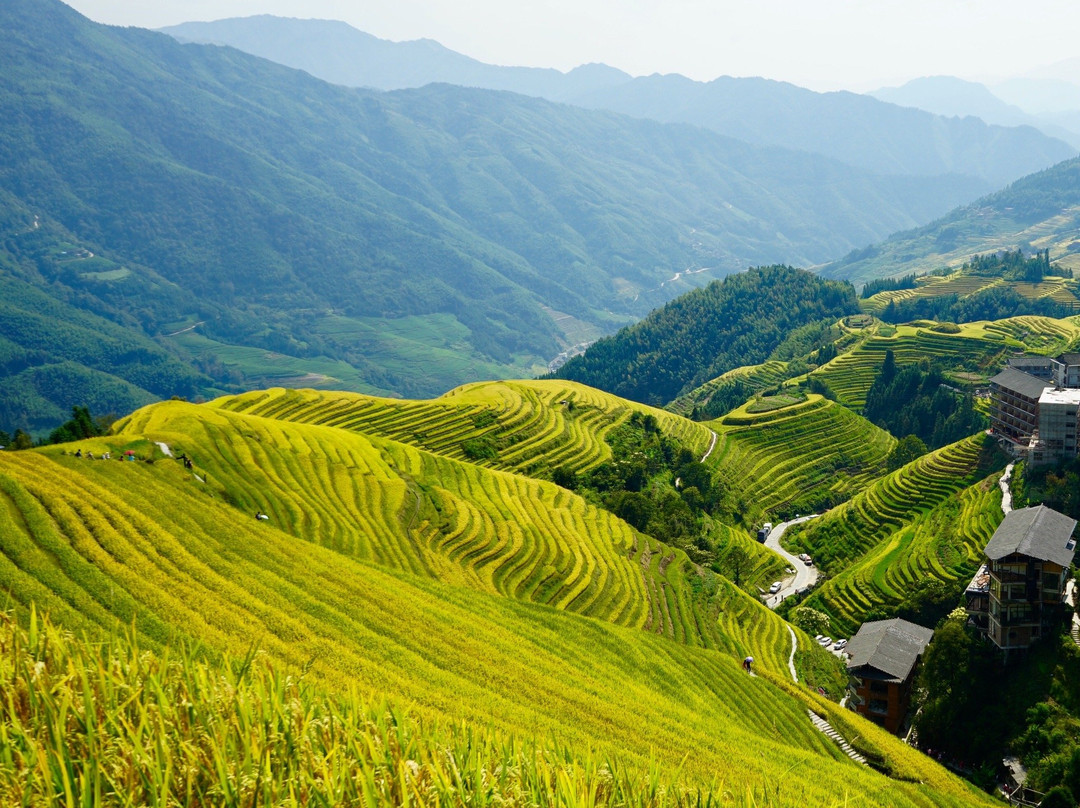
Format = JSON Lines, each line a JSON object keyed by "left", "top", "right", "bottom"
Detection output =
{"left": 0, "top": 0, "right": 1004, "bottom": 430}
{"left": 162, "top": 15, "right": 1075, "bottom": 192}
{"left": 822, "top": 156, "right": 1080, "bottom": 285}
{"left": 550, "top": 266, "right": 859, "bottom": 405}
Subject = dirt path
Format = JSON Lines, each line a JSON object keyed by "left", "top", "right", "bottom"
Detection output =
{"left": 999, "top": 462, "right": 1015, "bottom": 514}
{"left": 163, "top": 321, "right": 205, "bottom": 338}
{"left": 701, "top": 430, "right": 718, "bottom": 462}
{"left": 786, "top": 625, "right": 799, "bottom": 682}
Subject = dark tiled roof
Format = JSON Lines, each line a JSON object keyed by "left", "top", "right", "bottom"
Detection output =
{"left": 1008, "top": 355, "right": 1057, "bottom": 369}
{"left": 1058, "top": 353, "right": 1080, "bottom": 365}
{"left": 985, "top": 505, "right": 1078, "bottom": 567}
{"left": 845, "top": 618, "right": 934, "bottom": 683}
{"left": 989, "top": 367, "right": 1052, "bottom": 400}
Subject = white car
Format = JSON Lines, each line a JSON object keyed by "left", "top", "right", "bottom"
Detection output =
{"left": 833, "top": 639, "right": 847, "bottom": 651}
{"left": 818, "top": 636, "right": 832, "bottom": 646}
{"left": 768, "top": 581, "right": 782, "bottom": 594}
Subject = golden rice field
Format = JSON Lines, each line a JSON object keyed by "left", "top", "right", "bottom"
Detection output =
{"left": 0, "top": 404, "right": 1000, "bottom": 807}
{"left": 801, "top": 474, "right": 1004, "bottom": 637}
{"left": 809, "top": 316, "right": 1080, "bottom": 409}
{"left": 781, "top": 432, "right": 1004, "bottom": 572}
{"left": 665, "top": 360, "right": 790, "bottom": 417}
{"left": 215, "top": 380, "right": 712, "bottom": 477}
{"left": 708, "top": 395, "right": 895, "bottom": 517}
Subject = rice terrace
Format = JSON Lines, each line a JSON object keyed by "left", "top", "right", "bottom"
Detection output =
{"left": 4, "top": 1, "right": 1080, "bottom": 805}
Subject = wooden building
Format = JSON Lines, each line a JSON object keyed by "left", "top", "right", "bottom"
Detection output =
{"left": 845, "top": 618, "right": 934, "bottom": 734}
{"left": 983, "top": 505, "right": 1078, "bottom": 654}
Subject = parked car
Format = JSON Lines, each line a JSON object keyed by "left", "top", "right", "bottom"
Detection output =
{"left": 803, "top": 557, "right": 814, "bottom": 566}
{"left": 818, "top": 636, "right": 832, "bottom": 646}
{"left": 833, "top": 639, "right": 847, "bottom": 650}
{"left": 768, "top": 581, "right": 782, "bottom": 594}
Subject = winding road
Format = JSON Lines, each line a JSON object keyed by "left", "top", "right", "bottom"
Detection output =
{"left": 762, "top": 515, "right": 820, "bottom": 608}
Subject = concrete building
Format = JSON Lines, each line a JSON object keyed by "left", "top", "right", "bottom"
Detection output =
{"left": 980, "top": 505, "right": 1078, "bottom": 655}
{"left": 989, "top": 368, "right": 1052, "bottom": 449}
{"left": 1057, "top": 352, "right": 1080, "bottom": 389}
{"left": 1008, "top": 354, "right": 1063, "bottom": 382}
{"left": 1031, "top": 387, "right": 1080, "bottom": 466}
{"left": 845, "top": 618, "right": 934, "bottom": 734}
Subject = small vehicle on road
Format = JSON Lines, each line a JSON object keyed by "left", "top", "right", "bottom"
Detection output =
{"left": 768, "top": 581, "right": 782, "bottom": 594}
{"left": 818, "top": 636, "right": 832, "bottom": 646}
{"left": 833, "top": 639, "right": 847, "bottom": 651}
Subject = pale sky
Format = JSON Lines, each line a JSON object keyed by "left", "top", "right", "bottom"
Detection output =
{"left": 63, "top": 0, "right": 1080, "bottom": 92}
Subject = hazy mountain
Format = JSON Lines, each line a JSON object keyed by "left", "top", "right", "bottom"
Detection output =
{"left": 871, "top": 76, "right": 1032, "bottom": 128}
{"left": 993, "top": 76, "right": 1080, "bottom": 115}
{"left": 162, "top": 15, "right": 1076, "bottom": 191}
{"left": 162, "top": 16, "right": 632, "bottom": 99}
{"left": 2, "top": 0, "right": 985, "bottom": 428}
{"left": 870, "top": 76, "right": 1080, "bottom": 149}
{"left": 820, "top": 156, "right": 1080, "bottom": 285}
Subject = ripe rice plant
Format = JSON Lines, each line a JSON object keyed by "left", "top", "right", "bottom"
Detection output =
{"left": 781, "top": 433, "right": 1004, "bottom": 573}
{"left": 799, "top": 474, "right": 1004, "bottom": 636}
{"left": 0, "top": 609, "right": 997, "bottom": 808}
{"left": 708, "top": 395, "right": 895, "bottom": 518}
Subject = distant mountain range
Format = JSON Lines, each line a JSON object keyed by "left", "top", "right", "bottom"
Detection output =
{"left": 820, "top": 156, "right": 1080, "bottom": 284}
{"left": 161, "top": 16, "right": 1075, "bottom": 191}
{"left": 871, "top": 76, "right": 1080, "bottom": 148}
{"left": 2, "top": 0, "right": 1001, "bottom": 431}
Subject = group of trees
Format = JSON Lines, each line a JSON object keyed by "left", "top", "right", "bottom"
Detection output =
{"left": 860, "top": 273, "right": 917, "bottom": 299}
{"left": 1, "top": 405, "right": 110, "bottom": 449}
{"left": 879, "top": 286, "right": 1074, "bottom": 325}
{"left": 863, "top": 351, "right": 986, "bottom": 450}
{"left": 552, "top": 266, "right": 859, "bottom": 405}
{"left": 553, "top": 412, "right": 738, "bottom": 572}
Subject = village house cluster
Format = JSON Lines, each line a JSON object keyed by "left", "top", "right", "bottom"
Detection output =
{"left": 989, "top": 353, "right": 1080, "bottom": 464}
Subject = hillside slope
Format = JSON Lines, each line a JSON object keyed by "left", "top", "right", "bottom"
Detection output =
{"left": 162, "top": 16, "right": 1074, "bottom": 190}
{"left": 0, "top": 0, "right": 990, "bottom": 425}
{"left": 822, "top": 156, "right": 1080, "bottom": 285}
{"left": 0, "top": 404, "right": 1000, "bottom": 807}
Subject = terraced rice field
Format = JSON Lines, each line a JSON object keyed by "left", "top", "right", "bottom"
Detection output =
{"left": 802, "top": 475, "right": 1004, "bottom": 636}
{"left": 113, "top": 401, "right": 729, "bottom": 647}
{"left": 0, "top": 401, "right": 1002, "bottom": 807}
{"left": 216, "top": 380, "right": 712, "bottom": 478}
{"left": 708, "top": 395, "right": 895, "bottom": 516}
{"left": 666, "top": 360, "right": 789, "bottom": 417}
{"left": 809, "top": 316, "right": 1080, "bottom": 409}
{"left": 782, "top": 433, "right": 1004, "bottom": 572}
{"left": 860, "top": 273, "right": 1002, "bottom": 315}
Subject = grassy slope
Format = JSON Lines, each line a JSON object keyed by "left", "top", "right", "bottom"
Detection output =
{"left": 0, "top": 412, "right": 997, "bottom": 807}
{"left": 708, "top": 395, "right": 895, "bottom": 519}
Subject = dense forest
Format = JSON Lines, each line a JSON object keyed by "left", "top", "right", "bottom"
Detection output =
{"left": 551, "top": 266, "right": 859, "bottom": 405}
{"left": 862, "top": 351, "right": 986, "bottom": 449}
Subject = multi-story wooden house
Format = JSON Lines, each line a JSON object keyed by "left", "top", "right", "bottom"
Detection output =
{"left": 845, "top": 618, "right": 934, "bottom": 734}
{"left": 983, "top": 505, "right": 1077, "bottom": 655}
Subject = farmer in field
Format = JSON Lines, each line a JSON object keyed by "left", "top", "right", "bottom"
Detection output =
{"left": 743, "top": 656, "right": 753, "bottom": 673}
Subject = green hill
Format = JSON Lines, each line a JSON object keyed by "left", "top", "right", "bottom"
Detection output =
{"left": 0, "top": 0, "right": 994, "bottom": 432}
{"left": 551, "top": 266, "right": 859, "bottom": 405}
{"left": 0, "top": 397, "right": 1001, "bottom": 807}
{"left": 800, "top": 473, "right": 1004, "bottom": 638}
{"left": 823, "top": 156, "right": 1080, "bottom": 285}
